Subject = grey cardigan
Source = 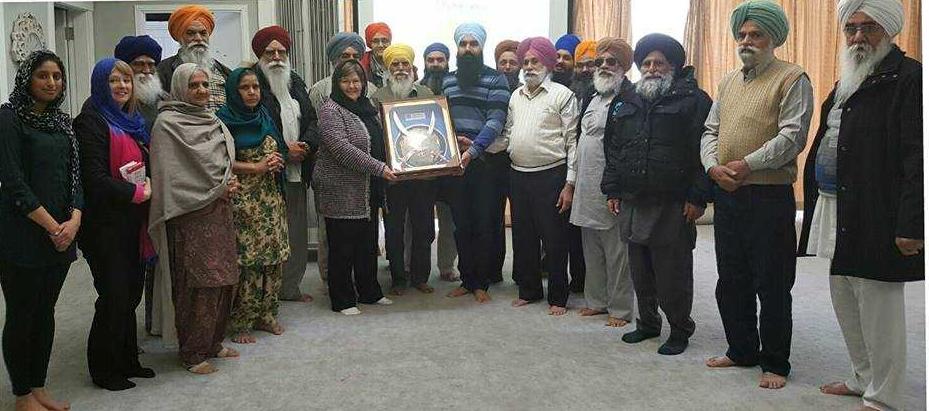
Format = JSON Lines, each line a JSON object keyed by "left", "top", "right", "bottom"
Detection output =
{"left": 312, "top": 99, "right": 387, "bottom": 219}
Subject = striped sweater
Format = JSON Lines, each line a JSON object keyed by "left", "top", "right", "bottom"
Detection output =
{"left": 441, "top": 65, "right": 511, "bottom": 158}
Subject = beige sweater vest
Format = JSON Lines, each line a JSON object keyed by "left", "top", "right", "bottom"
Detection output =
{"left": 717, "top": 59, "right": 805, "bottom": 185}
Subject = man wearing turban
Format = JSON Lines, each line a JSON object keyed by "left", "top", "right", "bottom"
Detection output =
{"left": 370, "top": 44, "right": 438, "bottom": 296}
{"left": 155, "top": 4, "right": 231, "bottom": 112}
{"left": 443, "top": 23, "right": 511, "bottom": 304}
{"left": 506, "top": 37, "right": 579, "bottom": 316}
{"left": 553, "top": 33, "right": 581, "bottom": 87}
{"left": 250, "top": 25, "right": 320, "bottom": 305}
{"left": 307, "top": 32, "right": 378, "bottom": 286}
{"left": 495, "top": 40, "right": 521, "bottom": 92}
{"left": 360, "top": 22, "right": 392, "bottom": 88}
{"left": 601, "top": 33, "right": 711, "bottom": 356}
{"left": 115, "top": 35, "right": 165, "bottom": 133}
{"left": 701, "top": 0, "right": 814, "bottom": 390}
{"left": 799, "top": 1, "right": 922, "bottom": 409}
{"left": 570, "top": 39, "right": 598, "bottom": 100}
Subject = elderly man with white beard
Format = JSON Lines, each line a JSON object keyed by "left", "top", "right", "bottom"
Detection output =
{"left": 700, "top": 0, "right": 813, "bottom": 389}
{"left": 569, "top": 37, "right": 636, "bottom": 328}
{"left": 370, "top": 44, "right": 438, "bottom": 295}
{"left": 505, "top": 37, "right": 578, "bottom": 316}
{"left": 601, "top": 34, "right": 712, "bottom": 356}
{"left": 797, "top": 1, "right": 923, "bottom": 409}
{"left": 155, "top": 5, "right": 231, "bottom": 111}
{"left": 115, "top": 35, "right": 166, "bottom": 134}
{"left": 250, "top": 25, "right": 320, "bottom": 304}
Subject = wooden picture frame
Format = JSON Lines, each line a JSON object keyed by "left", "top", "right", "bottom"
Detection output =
{"left": 380, "top": 96, "right": 462, "bottom": 180}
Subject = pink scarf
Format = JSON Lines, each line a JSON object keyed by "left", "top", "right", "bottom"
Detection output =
{"left": 108, "top": 125, "right": 157, "bottom": 264}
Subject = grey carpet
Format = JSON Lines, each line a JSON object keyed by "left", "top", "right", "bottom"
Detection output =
{"left": 0, "top": 226, "right": 924, "bottom": 410}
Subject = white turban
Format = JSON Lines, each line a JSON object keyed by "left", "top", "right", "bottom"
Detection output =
{"left": 837, "top": 0, "right": 905, "bottom": 37}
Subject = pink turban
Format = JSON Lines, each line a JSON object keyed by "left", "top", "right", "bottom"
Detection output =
{"left": 516, "top": 37, "right": 557, "bottom": 71}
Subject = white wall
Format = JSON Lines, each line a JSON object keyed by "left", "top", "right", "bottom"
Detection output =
{"left": 3, "top": 2, "right": 54, "bottom": 102}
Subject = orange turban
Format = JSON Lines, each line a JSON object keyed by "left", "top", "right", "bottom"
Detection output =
{"left": 574, "top": 40, "right": 597, "bottom": 61}
{"left": 168, "top": 5, "right": 215, "bottom": 42}
{"left": 364, "top": 22, "right": 392, "bottom": 46}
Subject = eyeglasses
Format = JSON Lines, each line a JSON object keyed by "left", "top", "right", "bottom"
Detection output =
{"left": 844, "top": 23, "right": 881, "bottom": 36}
{"left": 130, "top": 61, "right": 156, "bottom": 71}
{"left": 593, "top": 57, "right": 618, "bottom": 67}
{"left": 576, "top": 61, "right": 596, "bottom": 70}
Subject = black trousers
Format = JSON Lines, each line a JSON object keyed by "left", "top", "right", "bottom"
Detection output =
{"left": 510, "top": 165, "right": 570, "bottom": 307}
{"left": 446, "top": 158, "right": 499, "bottom": 291}
{"left": 84, "top": 238, "right": 145, "bottom": 383}
{"left": 0, "top": 261, "right": 69, "bottom": 396}
{"left": 485, "top": 152, "right": 511, "bottom": 283}
{"left": 326, "top": 209, "right": 385, "bottom": 311}
{"left": 385, "top": 180, "right": 437, "bottom": 287}
{"left": 568, "top": 223, "right": 586, "bottom": 290}
{"left": 714, "top": 185, "right": 796, "bottom": 376}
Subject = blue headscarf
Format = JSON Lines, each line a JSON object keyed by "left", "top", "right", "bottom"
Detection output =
{"left": 423, "top": 42, "right": 450, "bottom": 60}
{"left": 90, "top": 57, "right": 149, "bottom": 144}
{"left": 216, "top": 67, "right": 286, "bottom": 153}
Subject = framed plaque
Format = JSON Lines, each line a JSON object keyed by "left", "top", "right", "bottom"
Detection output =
{"left": 380, "top": 96, "right": 462, "bottom": 180}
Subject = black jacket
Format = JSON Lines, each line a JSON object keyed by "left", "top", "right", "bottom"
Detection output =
{"left": 601, "top": 67, "right": 713, "bottom": 207}
{"left": 252, "top": 65, "right": 320, "bottom": 185}
{"left": 798, "top": 45, "right": 923, "bottom": 282}
{"left": 156, "top": 55, "right": 232, "bottom": 93}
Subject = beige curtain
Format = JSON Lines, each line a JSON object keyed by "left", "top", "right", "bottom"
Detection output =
{"left": 574, "top": 0, "right": 633, "bottom": 41}
{"left": 683, "top": 0, "right": 921, "bottom": 202}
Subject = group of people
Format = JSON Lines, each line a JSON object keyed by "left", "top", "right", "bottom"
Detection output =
{"left": 0, "top": 0, "right": 921, "bottom": 410}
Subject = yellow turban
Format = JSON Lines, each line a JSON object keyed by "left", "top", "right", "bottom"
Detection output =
{"left": 168, "top": 5, "right": 215, "bottom": 42}
{"left": 383, "top": 43, "right": 414, "bottom": 67}
{"left": 574, "top": 40, "right": 597, "bottom": 61}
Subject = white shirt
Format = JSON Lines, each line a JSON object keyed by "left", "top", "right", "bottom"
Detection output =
{"left": 278, "top": 94, "right": 302, "bottom": 182}
{"left": 570, "top": 93, "right": 618, "bottom": 230}
{"left": 503, "top": 78, "right": 579, "bottom": 182}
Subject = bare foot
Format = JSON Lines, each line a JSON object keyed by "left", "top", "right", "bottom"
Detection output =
{"left": 820, "top": 381, "right": 859, "bottom": 396}
{"left": 606, "top": 316, "right": 629, "bottom": 327}
{"left": 297, "top": 293, "right": 314, "bottom": 303}
{"left": 511, "top": 298, "right": 531, "bottom": 307}
{"left": 759, "top": 372, "right": 787, "bottom": 389}
{"left": 548, "top": 305, "right": 567, "bottom": 316}
{"left": 414, "top": 284, "right": 434, "bottom": 294}
{"left": 473, "top": 289, "right": 491, "bottom": 303}
{"left": 706, "top": 355, "right": 737, "bottom": 368}
{"left": 186, "top": 361, "right": 217, "bottom": 375}
{"left": 30, "top": 388, "right": 68, "bottom": 411}
{"left": 231, "top": 332, "right": 257, "bottom": 344}
{"left": 216, "top": 346, "right": 240, "bottom": 358}
{"left": 439, "top": 271, "right": 460, "bottom": 282}
{"left": 15, "top": 393, "right": 49, "bottom": 411}
{"left": 579, "top": 308, "right": 607, "bottom": 316}
{"left": 255, "top": 321, "right": 285, "bottom": 335}
{"left": 389, "top": 287, "right": 406, "bottom": 296}
{"left": 446, "top": 287, "right": 470, "bottom": 298}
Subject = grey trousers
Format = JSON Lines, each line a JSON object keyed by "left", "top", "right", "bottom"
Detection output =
{"left": 581, "top": 225, "right": 634, "bottom": 320}
{"left": 830, "top": 275, "right": 907, "bottom": 411}
{"left": 315, "top": 192, "right": 328, "bottom": 282}
{"left": 280, "top": 182, "right": 308, "bottom": 300}
{"left": 403, "top": 201, "right": 458, "bottom": 274}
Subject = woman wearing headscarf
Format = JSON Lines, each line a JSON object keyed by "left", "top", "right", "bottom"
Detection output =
{"left": 314, "top": 59, "right": 396, "bottom": 315}
{"left": 74, "top": 57, "right": 156, "bottom": 391}
{"left": 149, "top": 63, "right": 241, "bottom": 374}
{"left": 217, "top": 67, "right": 290, "bottom": 344}
{"left": 0, "top": 49, "right": 82, "bottom": 411}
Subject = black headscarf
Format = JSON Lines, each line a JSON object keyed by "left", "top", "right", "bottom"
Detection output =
{"left": 329, "top": 59, "right": 386, "bottom": 204}
{"left": 2, "top": 50, "right": 80, "bottom": 209}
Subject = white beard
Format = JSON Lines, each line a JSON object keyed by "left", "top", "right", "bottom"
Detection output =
{"left": 593, "top": 69, "right": 622, "bottom": 95}
{"left": 737, "top": 45, "right": 772, "bottom": 70}
{"left": 134, "top": 73, "right": 163, "bottom": 106}
{"left": 259, "top": 59, "right": 293, "bottom": 101}
{"left": 523, "top": 67, "right": 549, "bottom": 89}
{"left": 388, "top": 74, "right": 414, "bottom": 98}
{"left": 835, "top": 37, "right": 892, "bottom": 107}
{"left": 635, "top": 71, "right": 674, "bottom": 101}
{"left": 179, "top": 42, "right": 212, "bottom": 69}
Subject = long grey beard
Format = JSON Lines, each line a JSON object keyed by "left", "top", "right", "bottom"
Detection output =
{"left": 635, "top": 71, "right": 674, "bottom": 101}
{"left": 179, "top": 43, "right": 212, "bottom": 69}
{"left": 835, "top": 37, "right": 892, "bottom": 107}
{"left": 259, "top": 59, "right": 293, "bottom": 101}
{"left": 134, "top": 73, "right": 163, "bottom": 106}
{"left": 388, "top": 75, "right": 414, "bottom": 98}
{"left": 593, "top": 70, "right": 622, "bottom": 95}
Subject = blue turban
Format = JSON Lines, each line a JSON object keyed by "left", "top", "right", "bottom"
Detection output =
{"left": 730, "top": 0, "right": 790, "bottom": 47}
{"left": 326, "top": 32, "right": 366, "bottom": 64}
{"left": 454, "top": 23, "right": 487, "bottom": 47}
{"left": 555, "top": 34, "right": 582, "bottom": 55}
{"left": 423, "top": 42, "right": 450, "bottom": 60}
{"left": 114, "top": 35, "right": 162, "bottom": 65}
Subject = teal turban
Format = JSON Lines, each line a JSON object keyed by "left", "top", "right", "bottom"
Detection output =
{"left": 730, "top": 0, "right": 790, "bottom": 47}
